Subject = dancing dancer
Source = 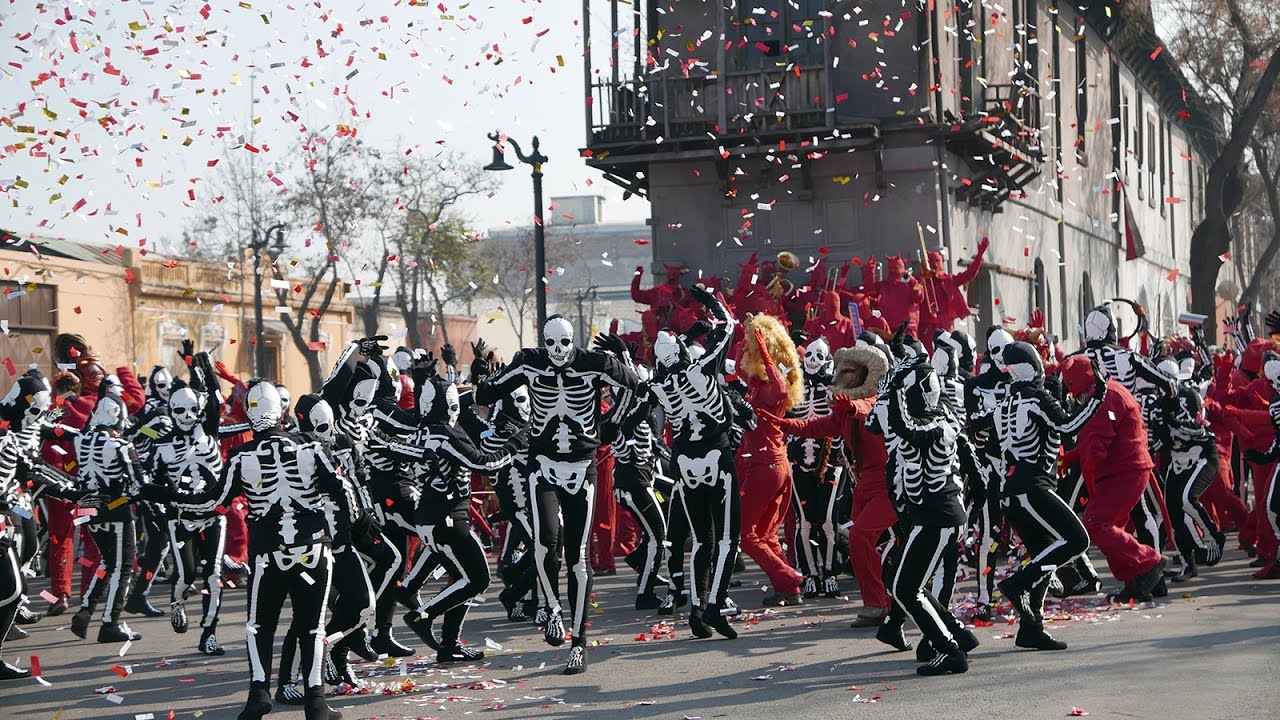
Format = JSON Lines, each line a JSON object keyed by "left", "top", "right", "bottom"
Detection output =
{"left": 145, "top": 381, "right": 347, "bottom": 720}
{"left": 1163, "top": 381, "right": 1226, "bottom": 581}
{"left": 396, "top": 374, "right": 515, "bottom": 662}
{"left": 787, "top": 337, "right": 847, "bottom": 598}
{"left": 146, "top": 349, "right": 228, "bottom": 655}
{"left": 881, "top": 358, "right": 981, "bottom": 675}
{"left": 985, "top": 343, "right": 1107, "bottom": 651}
{"left": 1057, "top": 356, "right": 1167, "bottom": 600}
{"left": 637, "top": 284, "right": 742, "bottom": 638}
{"left": 67, "top": 384, "right": 148, "bottom": 644}
{"left": 321, "top": 339, "right": 412, "bottom": 658}
{"left": 474, "top": 315, "right": 640, "bottom": 674}
{"left": 593, "top": 337, "right": 669, "bottom": 610}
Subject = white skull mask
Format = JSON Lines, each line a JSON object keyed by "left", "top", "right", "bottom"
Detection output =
{"left": 90, "top": 393, "right": 127, "bottom": 430}
{"left": 544, "top": 317, "right": 575, "bottom": 367}
{"left": 304, "top": 398, "right": 336, "bottom": 443}
{"left": 149, "top": 367, "right": 174, "bottom": 402}
{"left": 276, "top": 385, "right": 291, "bottom": 414}
{"left": 510, "top": 386, "right": 531, "bottom": 423}
{"left": 246, "top": 381, "right": 283, "bottom": 431}
{"left": 445, "top": 384, "right": 461, "bottom": 427}
{"left": 654, "top": 330, "right": 685, "bottom": 368}
{"left": 169, "top": 388, "right": 204, "bottom": 432}
{"left": 1084, "top": 306, "right": 1116, "bottom": 343}
{"left": 986, "top": 328, "right": 1016, "bottom": 372}
{"left": 349, "top": 378, "right": 377, "bottom": 418}
{"left": 1264, "top": 353, "right": 1280, "bottom": 394}
{"left": 802, "top": 338, "right": 833, "bottom": 377}
{"left": 27, "top": 389, "right": 52, "bottom": 421}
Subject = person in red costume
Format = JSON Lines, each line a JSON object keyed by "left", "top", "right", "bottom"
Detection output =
{"left": 855, "top": 255, "right": 924, "bottom": 338}
{"left": 1227, "top": 338, "right": 1280, "bottom": 577}
{"left": 1200, "top": 350, "right": 1252, "bottom": 533}
{"left": 733, "top": 253, "right": 788, "bottom": 326}
{"left": 1058, "top": 355, "right": 1166, "bottom": 600}
{"left": 736, "top": 316, "right": 807, "bottom": 606}
{"left": 802, "top": 290, "right": 855, "bottom": 351}
{"left": 212, "top": 360, "right": 253, "bottom": 574}
{"left": 762, "top": 343, "right": 896, "bottom": 624}
{"left": 590, "top": 428, "right": 618, "bottom": 575}
{"left": 918, "top": 238, "right": 988, "bottom": 346}
{"left": 631, "top": 263, "right": 691, "bottom": 330}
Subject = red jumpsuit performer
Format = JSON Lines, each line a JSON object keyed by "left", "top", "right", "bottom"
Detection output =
{"left": 801, "top": 290, "right": 856, "bottom": 351}
{"left": 854, "top": 256, "right": 924, "bottom": 339}
{"left": 214, "top": 361, "right": 253, "bottom": 571}
{"left": 1058, "top": 356, "right": 1164, "bottom": 597}
{"left": 918, "top": 238, "right": 988, "bottom": 348}
{"left": 590, "top": 439, "right": 618, "bottom": 574}
{"left": 764, "top": 344, "right": 896, "bottom": 624}
{"left": 1228, "top": 339, "right": 1280, "bottom": 576}
{"left": 631, "top": 264, "right": 691, "bottom": 331}
{"left": 736, "top": 317, "right": 807, "bottom": 605}
{"left": 1201, "top": 351, "right": 1251, "bottom": 533}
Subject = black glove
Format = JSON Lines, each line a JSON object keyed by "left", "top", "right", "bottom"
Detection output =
{"left": 690, "top": 282, "right": 715, "bottom": 306}
{"left": 592, "top": 333, "right": 627, "bottom": 357}
{"left": 441, "top": 343, "right": 458, "bottom": 367}
{"left": 470, "top": 354, "right": 491, "bottom": 383}
{"left": 1244, "top": 449, "right": 1267, "bottom": 465}
{"left": 414, "top": 350, "right": 439, "bottom": 378}
{"left": 179, "top": 339, "right": 196, "bottom": 365}
{"left": 357, "top": 335, "right": 389, "bottom": 358}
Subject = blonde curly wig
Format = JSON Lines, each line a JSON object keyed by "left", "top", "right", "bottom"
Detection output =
{"left": 740, "top": 314, "right": 804, "bottom": 410}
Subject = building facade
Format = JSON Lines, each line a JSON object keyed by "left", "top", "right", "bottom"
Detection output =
{"left": 581, "top": 0, "right": 1216, "bottom": 348}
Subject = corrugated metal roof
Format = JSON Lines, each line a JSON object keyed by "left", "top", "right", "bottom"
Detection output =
{"left": 0, "top": 230, "right": 130, "bottom": 267}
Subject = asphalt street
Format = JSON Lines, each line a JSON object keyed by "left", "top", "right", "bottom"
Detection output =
{"left": 3, "top": 548, "right": 1277, "bottom": 720}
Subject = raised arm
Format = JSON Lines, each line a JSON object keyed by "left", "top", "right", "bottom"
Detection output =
{"left": 693, "top": 284, "right": 736, "bottom": 375}
{"left": 1032, "top": 379, "right": 1106, "bottom": 437}
{"left": 951, "top": 237, "right": 989, "bottom": 286}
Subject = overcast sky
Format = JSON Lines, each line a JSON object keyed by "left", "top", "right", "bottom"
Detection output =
{"left": 0, "top": 0, "right": 650, "bottom": 257}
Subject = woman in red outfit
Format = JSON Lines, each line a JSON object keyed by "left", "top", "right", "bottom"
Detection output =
{"left": 763, "top": 343, "right": 896, "bottom": 624}
{"left": 736, "top": 316, "right": 807, "bottom": 606}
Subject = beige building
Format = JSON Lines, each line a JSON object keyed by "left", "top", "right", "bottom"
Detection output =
{"left": 1, "top": 232, "right": 355, "bottom": 393}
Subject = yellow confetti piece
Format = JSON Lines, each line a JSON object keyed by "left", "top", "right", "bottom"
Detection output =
{"left": 556, "top": 55, "right": 564, "bottom": 67}
{"left": 107, "top": 497, "right": 129, "bottom": 510}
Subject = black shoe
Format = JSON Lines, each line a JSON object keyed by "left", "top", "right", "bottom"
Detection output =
{"left": 761, "top": 589, "right": 803, "bottom": 607}
{"left": 635, "top": 592, "right": 661, "bottom": 611}
{"left": 1151, "top": 578, "right": 1169, "bottom": 597}
{"left": 238, "top": 686, "right": 273, "bottom": 720}
{"left": 5, "top": 625, "right": 27, "bottom": 642}
{"left": 915, "top": 638, "right": 936, "bottom": 663}
{"left": 703, "top": 605, "right": 738, "bottom": 639}
{"left": 275, "top": 684, "right": 306, "bottom": 706}
{"left": 592, "top": 567, "right": 616, "bottom": 577}
{"left": 498, "top": 586, "right": 523, "bottom": 622}
{"left": 15, "top": 605, "right": 43, "bottom": 625}
{"left": 1170, "top": 564, "right": 1198, "bottom": 583}
{"left": 46, "top": 596, "right": 69, "bottom": 617}
{"left": 1132, "top": 557, "right": 1168, "bottom": 597}
{"left": 403, "top": 611, "right": 441, "bottom": 651}
{"left": 821, "top": 575, "right": 841, "bottom": 598}
{"left": 437, "top": 644, "right": 485, "bottom": 664}
{"left": 70, "top": 609, "right": 92, "bottom": 639}
{"left": 345, "top": 629, "right": 378, "bottom": 662}
{"left": 97, "top": 622, "right": 142, "bottom": 643}
{"left": 875, "top": 621, "right": 912, "bottom": 652}
{"left": 329, "top": 648, "right": 359, "bottom": 686}
{"left": 801, "top": 576, "right": 819, "bottom": 599}
{"left": 1249, "top": 556, "right": 1268, "bottom": 568}
{"left": 563, "top": 645, "right": 587, "bottom": 675}
{"left": 0, "top": 659, "right": 32, "bottom": 681}
{"left": 124, "top": 594, "right": 166, "bottom": 618}
{"left": 916, "top": 649, "right": 968, "bottom": 676}
{"left": 199, "top": 629, "right": 225, "bottom": 656}
{"left": 303, "top": 689, "right": 343, "bottom": 720}
{"left": 370, "top": 628, "right": 415, "bottom": 657}
{"left": 543, "top": 610, "right": 567, "bottom": 647}
{"left": 1108, "top": 586, "right": 1152, "bottom": 604}
{"left": 955, "top": 627, "right": 980, "bottom": 653}
{"left": 1015, "top": 623, "right": 1068, "bottom": 651}
{"left": 972, "top": 602, "right": 995, "bottom": 623}
{"left": 688, "top": 607, "right": 713, "bottom": 639}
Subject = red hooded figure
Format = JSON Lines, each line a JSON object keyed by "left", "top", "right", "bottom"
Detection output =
{"left": 855, "top": 255, "right": 924, "bottom": 337}
{"left": 631, "top": 263, "right": 690, "bottom": 329}
{"left": 918, "top": 238, "right": 988, "bottom": 343}
{"left": 801, "top": 290, "right": 855, "bottom": 351}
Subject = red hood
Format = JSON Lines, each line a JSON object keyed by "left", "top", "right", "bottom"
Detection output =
{"left": 815, "top": 290, "right": 844, "bottom": 321}
{"left": 885, "top": 255, "right": 906, "bottom": 277}
{"left": 1059, "top": 354, "right": 1095, "bottom": 397}
{"left": 1241, "top": 339, "right": 1277, "bottom": 376}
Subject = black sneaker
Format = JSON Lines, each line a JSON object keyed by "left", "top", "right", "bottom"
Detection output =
{"left": 437, "top": 644, "right": 485, "bottom": 664}
{"left": 1015, "top": 624, "right": 1067, "bottom": 651}
{"left": 972, "top": 602, "right": 995, "bottom": 623}
{"left": 15, "top": 605, "right": 43, "bottom": 625}
{"left": 801, "top": 576, "right": 819, "bottom": 599}
{"left": 370, "top": 628, "right": 415, "bottom": 658}
{"left": 955, "top": 627, "right": 980, "bottom": 653}
{"left": 916, "top": 649, "right": 968, "bottom": 676}
{"left": 703, "top": 605, "right": 738, "bottom": 639}
{"left": 237, "top": 686, "right": 273, "bottom": 720}
{"left": 97, "top": 622, "right": 142, "bottom": 643}
{"left": 0, "top": 659, "right": 32, "bottom": 681}
{"left": 345, "top": 629, "right": 378, "bottom": 662}
{"left": 199, "top": 629, "right": 225, "bottom": 656}
{"left": 330, "top": 649, "right": 359, "bottom": 686}
{"left": 563, "top": 645, "right": 587, "bottom": 675}
{"left": 124, "top": 594, "right": 166, "bottom": 618}
{"left": 821, "top": 575, "right": 841, "bottom": 598}
{"left": 657, "top": 594, "right": 677, "bottom": 616}
{"left": 1170, "top": 564, "right": 1198, "bottom": 583}
{"left": 403, "top": 611, "right": 442, "bottom": 651}
{"left": 1132, "top": 557, "right": 1168, "bottom": 597}
{"left": 302, "top": 690, "right": 343, "bottom": 720}
{"left": 46, "top": 596, "right": 69, "bottom": 617}
{"left": 635, "top": 592, "right": 662, "bottom": 611}
{"left": 274, "top": 684, "right": 305, "bottom": 706}
{"left": 5, "top": 625, "right": 27, "bottom": 642}
{"left": 1151, "top": 578, "right": 1169, "bottom": 597}
{"left": 543, "top": 610, "right": 567, "bottom": 647}
{"left": 875, "top": 621, "right": 912, "bottom": 652}
{"left": 688, "top": 607, "right": 713, "bottom": 639}
{"left": 70, "top": 609, "right": 91, "bottom": 639}
{"left": 915, "top": 638, "right": 936, "bottom": 663}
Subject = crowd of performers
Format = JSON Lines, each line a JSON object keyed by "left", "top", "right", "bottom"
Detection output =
{"left": 2, "top": 249, "right": 1280, "bottom": 719}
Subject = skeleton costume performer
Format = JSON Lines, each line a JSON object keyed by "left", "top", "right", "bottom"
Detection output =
{"left": 963, "top": 326, "right": 1015, "bottom": 620}
{"left": 1, "top": 371, "right": 80, "bottom": 679}
{"left": 320, "top": 339, "right": 412, "bottom": 658}
{"left": 984, "top": 343, "right": 1111, "bottom": 651}
{"left": 594, "top": 335, "right": 669, "bottom": 610}
{"left": 146, "top": 350, "right": 228, "bottom": 655}
{"left": 146, "top": 380, "right": 348, "bottom": 720}
{"left": 124, "top": 363, "right": 182, "bottom": 619}
{"left": 786, "top": 336, "right": 848, "bottom": 597}
{"left": 1162, "top": 380, "right": 1226, "bottom": 581}
{"left": 391, "top": 374, "right": 515, "bottom": 663}
{"left": 474, "top": 315, "right": 640, "bottom": 675}
{"left": 65, "top": 384, "right": 149, "bottom": 644}
{"left": 637, "top": 286, "right": 742, "bottom": 638}
{"left": 879, "top": 360, "right": 981, "bottom": 676}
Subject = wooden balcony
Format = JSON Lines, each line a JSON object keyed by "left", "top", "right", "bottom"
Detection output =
{"left": 943, "top": 83, "right": 1045, "bottom": 212}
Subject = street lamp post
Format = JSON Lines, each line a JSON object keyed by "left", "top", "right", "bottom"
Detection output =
{"left": 484, "top": 131, "right": 549, "bottom": 343}
{"left": 249, "top": 223, "right": 286, "bottom": 377}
